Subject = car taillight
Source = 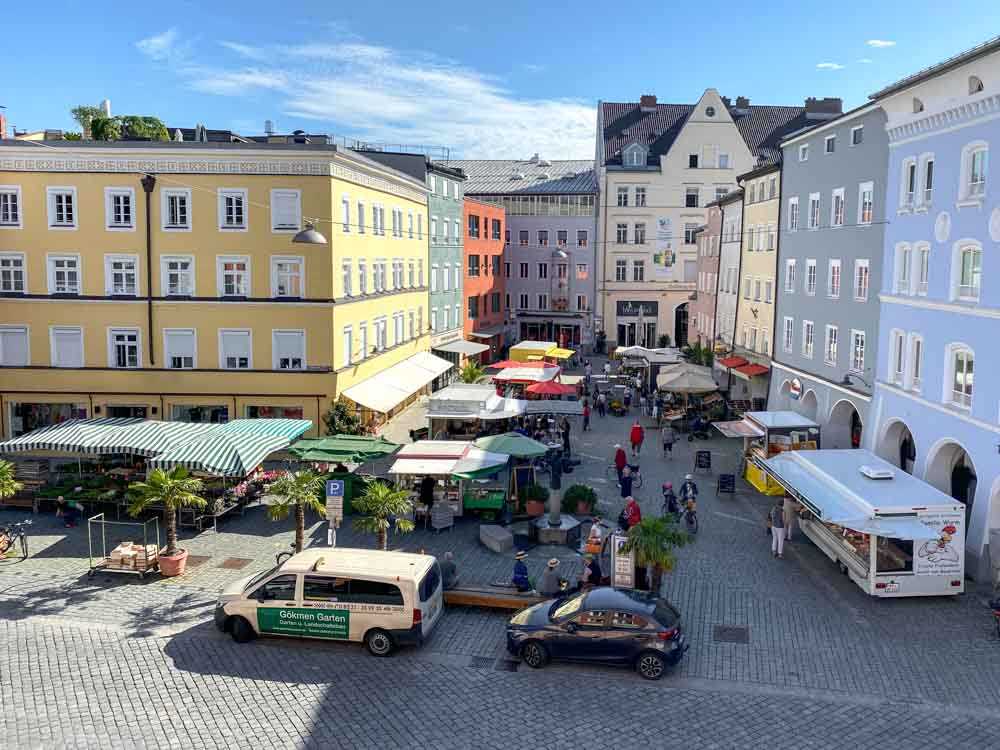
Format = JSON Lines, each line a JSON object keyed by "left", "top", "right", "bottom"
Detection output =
{"left": 875, "top": 582, "right": 887, "bottom": 589}
{"left": 658, "top": 627, "right": 677, "bottom": 641}
{"left": 951, "top": 580, "right": 962, "bottom": 587}
{"left": 412, "top": 608, "right": 422, "bottom": 626}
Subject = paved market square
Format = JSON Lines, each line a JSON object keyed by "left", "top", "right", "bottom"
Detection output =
{"left": 3, "top": 392, "right": 1000, "bottom": 749}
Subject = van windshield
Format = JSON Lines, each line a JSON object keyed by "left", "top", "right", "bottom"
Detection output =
{"left": 418, "top": 562, "right": 441, "bottom": 602}
{"left": 244, "top": 565, "right": 280, "bottom": 592}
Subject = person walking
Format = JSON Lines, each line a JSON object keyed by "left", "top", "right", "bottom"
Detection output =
{"left": 624, "top": 495, "right": 642, "bottom": 528}
{"left": 597, "top": 391, "right": 607, "bottom": 418}
{"left": 770, "top": 501, "right": 786, "bottom": 558}
{"left": 560, "top": 417, "right": 571, "bottom": 455}
{"left": 582, "top": 400, "right": 591, "bottom": 432}
{"left": 639, "top": 392, "right": 648, "bottom": 417}
{"left": 661, "top": 423, "right": 676, "bottom": 458}
{"left": 783, "top": 496, "right": 798, "bottom": 541}
{"left": 629, "top": 420, "right": 645, "bottom": 456}
{"left": 619, "top": 466, "right": 634, "bottom": 499}
{"left": 603, "top": 361, "right": 611, "bottom": 377}
{"left": 614, "top": 443, "right": 627, "bottom": 484}
{"left": 623, "top": 386, "right": 632, "bottom": 413}
{"left": 651, "top": 400, "right": 660, "bottom": 426}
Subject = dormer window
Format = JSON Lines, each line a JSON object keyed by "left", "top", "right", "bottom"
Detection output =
{"left": 969, "top": 75, "right": 984, "bottom": 94}
{"left": 912, "top": 98, "right": 924, "bottom": 113}
{"left": 623, "top": 144, "right": 647, "bottom": 167}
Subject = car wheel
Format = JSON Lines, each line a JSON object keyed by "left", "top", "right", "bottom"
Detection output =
{"left": 636, "top": 651, "right": 667, "bottom": 680}
{"left": 230, "top": 617, "right": 256, "bottom": 644}
{"left": 365, "top": 628, "right": 396, "bottom": 657}
{"left": 520, "top": 640, "right": 549, "bottom": 669}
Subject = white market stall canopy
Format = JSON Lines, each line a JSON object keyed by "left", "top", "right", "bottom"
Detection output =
{"left": 493, "top": 365, "right": 560, "bottom": 383}
{"left": 614, "top": 346, "right": 683, "bottom": 365}
{"left": 342, "top": 351, "right": 453, "bottom": 414}
{"left": 762, "top": 449, "right": 959, "bottom": 540}
{"left": 0, "top": 418, "right": 312, "bottom": 477}
{"left": 388, "top": 440, "right": 507, "bottom": 478}
{"left": 656, "top": 362, "right": 717, "bottom": 394}
{"left": 433, "top": 339, "right": 490, "bottom": 356}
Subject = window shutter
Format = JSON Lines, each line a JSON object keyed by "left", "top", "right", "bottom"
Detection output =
{"left": 223, "top": 330, "right": 251, "bottom": 362}
{"left": 0, "top": 328, "right": 28, "bottom": 366}
{"left": 273, "top": 331, "right": 304, "bottom": 367}
{"left": 272, "top": 191, "right": 300, "bottom": 230}
{"left": 165, "top": 330, "right": 195, "bottom": 361}
{"left": 53, "top": 328, "right": 83, "bottom": 367}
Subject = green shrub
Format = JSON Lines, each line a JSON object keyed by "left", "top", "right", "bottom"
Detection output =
{"left": 562, "top": 484, "right": 597, "bottom": 513}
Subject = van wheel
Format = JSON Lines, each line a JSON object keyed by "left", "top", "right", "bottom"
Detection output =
{"left": 520, "top": 640, "right": 549, "bottom": 669}
{"left": 365, "top": 628, "right": 395, "bottom": 657}
{"left": 230, "top": 617, "right": 256, "bottom": 644}
{"left": 636, "top": 651, "right": 667, "bottom": 680}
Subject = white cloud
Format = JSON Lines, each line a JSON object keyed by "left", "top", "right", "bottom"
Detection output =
{"left": 156, "top": 35, "right": 595, "bottom": 158}
{"left": 520, "top": 63, "right": 545, "bottom": 74}
{"left": 866, "top": 39, "right": 896, "bottom": 48}
{"left": 857, "top": 58, "right": 873, "bottom": 64}
{"left": 136, "top": 28, "right": 188, "bottom": 63}
{"left": 816, "top": 62, "right": 846, "bottom": 70}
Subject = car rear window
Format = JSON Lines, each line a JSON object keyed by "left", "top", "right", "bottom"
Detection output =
{"left": 653, "top": 601, "right": 680, "bottom": 628}
{"left": 418, "top": 562, "right": 441, "bottom": 602}
{"left": 350, "top": 579, "right": 405, "bottom": 606}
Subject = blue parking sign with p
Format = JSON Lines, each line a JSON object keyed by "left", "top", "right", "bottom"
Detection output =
{"left": 326, "top": 480, "right": 345, "bottom": 498}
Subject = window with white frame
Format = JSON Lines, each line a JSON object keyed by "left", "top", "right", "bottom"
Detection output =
{"left": 634, "top": 223, "right": 646, "bottom": 245}
{"left": 901, "top": 158, "right": 917, "bottom": 208}
{"left": 908, "top": 334, "right": 923, "bottom": 391}
{"left": 358, "top": 202, "right": 366, "bottom": 234}
{"left": 616, "top": 186, "right": 629, "bottom": 207}
{"left": 270, "top": 189, "right": 301, "bottom": 232}
{"left": 358, "top": 323, "right": 367, "bottom": 360}
{"left": 754, "top": 278, "right": 762, "bottom": 301}
{"left": 748, "top": 226, "right": 756, "bottom": 251}
{"left": 341, "top": 195, "right": 351, "bottom": 232}
{"left": 831, "top": 188, "right": 845, "bottom": 227}
{"left": 105, "top": 254, "right": 138, "bottom": 296}
{"left": 453, "top": 265, "right": 460, "bottom": 289}
{"left": 949, "top": 346, "right": 974, "bottom": 408}
{"left": 916, "top": 245, "right": 929, "bottom": 295}
{"left": 409, "top": 310, "right": 416, "bottom": 339}
{"left": 109, "top": 328, "right": 140, "bottom": 369}
{"left": 161, "top": 256, "right": 193, "bottom": 296}
{"left": 430, "top": 217, "right": 438, "bottom": 241}
{"left": 761, "top": 328, "right": 770, "bottom": 355}
{"left": 272, "top": 256, "right": 303, "bottom": 298}
{"left": 0, "top": 253, "right": 26, "bottom": 293}
{"left": 850, "top": 330, "right": 865, "bottom": 373}
{"left": 784, "top": 259, "right": 796, "bottom": 293}
{"left": 430, "top": 308, "right": 438, "bottom": 332}
{"left": 767, "top": 224, "right": 776, "bottom": 250}
{"left": 47, "top": 187, "right": 76, "bottom": 228}
{"left": 685, "top": 187, "right": 699, "bottom": 208}
{"left": 341, "top": 326, "right": 352, "bottom": 368}
{"left": 105, "top": 187, "right": 135, "bottom": 230}
{"left": 273, "top": 330, "right": 305, "bottom": 370}
{"left": 799, "top": 144, "right": 809, "bottom": 162}
{"left": 0, "top": 186, "right": 21, "bottom": 227}
{"left": 858, "top": 182, "right": 874, "bottom": 224}
{"left": 890, "top": 330, "right": 905, "bottom": 385}
{"left": 47, "top": 254, "right": 80, "bottom": 294}
{"left": 783, "top": 317, "right": 794, "bottom": 353}
{"left": 955, "top": 244, "right": 982, "bottom": 300}
{"left": 684, "top": 223, "right": 699, "bottom": 245}
{"left": 0, "top": 326, "right": 29, "bottom": 366}
{"left": 162, "top": 189, "right": 191, "bottom": 230}
{"left": 453, "top": 219, "right": 460, "bottom": 244}
{"left": 393, "top": 312, "right": 404, "bottom": 344}
{"left": 827, "top": 259, "right": 841, "bottom": 298}
{"left": 765, "top": 279, "right": 773, "bottom": 303}
{"left": 749, "top": 327, "right": 758, "bottom": 351}
{"left": 358, "top": 260, "right": 367, "bottom": 294}
{"left": 220, "top": 329, "right": 252, "bottom": 369}
{"left": 961, "top": 142, "right": 988, "bottom": 201}
{"left": 825, "top": 134, "right": 836, "bottom": 154}
{"left": 441, "top": 218, "right": 449, "bottom": 243}
{"left": 219, "top": 188, "right": 248, "bottom": 230}
{"left": 854, "top": 259, "right": 869, "bottom": 301}
{"left": 615, "top": 260, "right": 627, "bottom": 282}
{"left": 537, "top": 294, "right": 548, "bottom": 310}
{"left": 430, "top": 265, "right": 439, "bottom": 293}
{"left": 787, "top": 197, "right": 799, "bottom": 231}
{"left": 633, "top": 260, "right": 644, "bottom": 282}
{"left": 440, "top": 306, "right": 448, "bottom": 331}
{"left": 808, "top": 193, "right": 820, "bottom": 229}
{"left": 518, "top": 293, "right": 528, "bottom": 309}
{"left": 407, "top": 211, "right": 413, "bottom": 238}
{"left": 802, "top": 321, "right": 814, "bottom": 358}
{"left": 851, "top": 125, "right": 864, "bottom": 146}
{"left": 921, "top": 156, "right": 934, "bottom": 205}
{"left": 577, "top": 294, "right": 588, "bottom": 311}
{"left": 895, "top": 244, "right": 912, "bottom": 294}
{"left": 217, "top": 256, "right": 249, "bottom": 297}
{"left": 164, "top": 329, "right": 196, "bottom": 369}
{"left": 374, "top": 318, "right": 387, "bottom": 351}
{"left": 805, "top": 259, "right": 816, "bottom": 295}
{"left": 743, "top": 275, "right": 751, "bottom": 300}
{"left": 442, "top": 263, "right": 450, "bottom": 291}
{"left": 50, "top": 326, "right": 83, "bottom": 367}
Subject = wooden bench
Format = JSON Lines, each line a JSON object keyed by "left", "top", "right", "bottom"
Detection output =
{"left": 443, "top": 585, "right": 546, "bottom": 610}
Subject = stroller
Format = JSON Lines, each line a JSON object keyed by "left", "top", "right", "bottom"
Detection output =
{"left": 687, "top": 415, "right": 711, "bottom": 441}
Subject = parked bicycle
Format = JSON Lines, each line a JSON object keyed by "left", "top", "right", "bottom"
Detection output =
{"left": 605, "top": 463, "right": 643, "bottom": 488}
{"left": 0, "top": 519, "right": 32, "bottom": 560}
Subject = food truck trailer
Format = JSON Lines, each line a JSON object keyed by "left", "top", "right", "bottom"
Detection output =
{"left": 714, "top": 411, "right": 821, "bottom": 495}
{"left": 761, "top": 449, "right": 965, "bottom": 597}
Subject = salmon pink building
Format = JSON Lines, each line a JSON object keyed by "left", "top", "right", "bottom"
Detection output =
{"left": 463, "top": 199, "right": 506, "bottom": 363}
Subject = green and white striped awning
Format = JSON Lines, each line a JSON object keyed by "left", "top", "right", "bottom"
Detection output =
{"left": 146, "top": 433, "right": 290, "bottom": 477}
{"left": 0, "top": 418, "right": 142, "bottom": 454}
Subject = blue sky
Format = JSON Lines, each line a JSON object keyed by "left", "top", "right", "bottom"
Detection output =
{"left": 3, "top": 1, "right": 997, "bottom": 158}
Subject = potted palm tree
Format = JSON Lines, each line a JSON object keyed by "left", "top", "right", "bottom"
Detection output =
{"left": 266, "top": 470, "right": 326, "bottom": 554}
{"left": 127, "top": 467, "right": 205, "bottom": 577}
{"left": 621, "top": 516, "right": 689, "bottom": 594}
{"left": 353, "top": 479, "right": 415, "bottom": 551}
{"left": 460, "top": 359, "right": 486, "bottom": 383}
{"left": 0, "top": 459, "right": 23, "bottom": 503}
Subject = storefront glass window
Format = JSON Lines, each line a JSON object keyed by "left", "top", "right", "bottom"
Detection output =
{"left": 171, "top": 405, "right": 229, "bottom": 423}
{"left": 9, "top": 402, "right": 87, "bottom": 437}
{"left": 244, "top": 405, "right": 304, "bottom": 419}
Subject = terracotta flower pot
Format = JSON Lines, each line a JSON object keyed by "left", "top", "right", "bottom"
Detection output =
{"left": 576, "top": 501, "right": 594, "bottom": 516}
{"left": 158, "top": 548, "right": 189, "bottom": 577}
{"left": 525, "top": 500, "right": 545, "bottom": 517}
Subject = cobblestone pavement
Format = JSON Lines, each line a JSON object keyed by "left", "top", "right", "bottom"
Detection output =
{"left": 3, "top": 385, "right": 1000, "bottom": 748}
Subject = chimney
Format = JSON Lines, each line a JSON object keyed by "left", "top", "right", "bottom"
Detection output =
{"left": 100, "top": 99, "right": 112, "bottom": 117}
{"left": 0, "top": 110, "right": 6, "bottom": 140}
{"left": 529, "top": 153, "right": 539, "bottom": 163}
{"left": 733, "top": 96, "right": 751, "bottom": 115}
{"left": 805, "top": 97, "right": 843, "bottom": 120}
{"left": 720, "top": 96, "right": 732, "bottom": 108}
{"left": 639, "top": 94, "right": 657, "bottom": 112}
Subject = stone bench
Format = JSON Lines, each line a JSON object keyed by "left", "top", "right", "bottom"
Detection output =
{"left": 479, "top": 523, "right": 514, "bottom": 554}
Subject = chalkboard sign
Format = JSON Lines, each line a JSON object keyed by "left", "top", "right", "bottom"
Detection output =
{"left": 694, "top": 450, "right": 712, "bottom": 472}
{"left": 717, "top": 473, "right": 735, "bottom": 496}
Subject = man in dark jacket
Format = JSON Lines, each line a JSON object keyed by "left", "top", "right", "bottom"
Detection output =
{"left": 511, "top": 551, "right": 531, "bottom": 592}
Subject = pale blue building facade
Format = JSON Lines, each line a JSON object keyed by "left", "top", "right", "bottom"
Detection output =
{"left": 867, "top": 40, "right": 1000, "bottom": 580}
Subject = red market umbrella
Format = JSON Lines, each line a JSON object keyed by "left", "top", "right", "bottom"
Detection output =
{"left": 487, "top": 359, "right": 550, "bottom": 369}
{"left": 526, "top": 381, "right": 577, "bottom": 396}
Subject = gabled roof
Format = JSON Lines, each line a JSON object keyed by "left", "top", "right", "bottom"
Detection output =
{"left": 449, "top": 159, "right": 597, "bottom": 195}
{"left": 870, "top": 35, "right": 1000, "bottom": 100}
{"left": 600, "top": 101, "right": 812, "bottom": 167}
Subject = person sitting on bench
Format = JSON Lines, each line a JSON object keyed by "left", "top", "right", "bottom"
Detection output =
{"left": 511, "top": 550, "right": 531, "bottom": 592}
{"left": 537, "top": 558, "right": 563, "bottom": 597}
{"left": 440, "top": 551, "right": 458, "bottom": 590}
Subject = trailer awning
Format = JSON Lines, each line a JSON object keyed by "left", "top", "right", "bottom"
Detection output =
{"left": 714, "top": 419, "right": 765, "bottom": 439}
{"left": 836, "top": 517, "right": 938, "bottom": 540}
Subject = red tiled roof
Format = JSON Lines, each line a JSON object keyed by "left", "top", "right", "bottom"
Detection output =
{"left": 735, "top": 363, "right": 769, "bottom": 377}
{"left": 718, "top": 356, "right": 748, "bottom": 368}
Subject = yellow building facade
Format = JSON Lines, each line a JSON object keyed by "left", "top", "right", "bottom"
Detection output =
{"left": 732, "top": 163, "right": 781, "bottom": 400}
{"left": 0, "top": 140, "right": 431, "bottom": 437}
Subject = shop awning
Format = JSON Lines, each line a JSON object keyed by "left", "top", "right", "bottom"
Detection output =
{"left": 714, "top": 419, "right": 765, "bottom": 439}
{"left": 493, "top": 365, "right": 560, "bottom": 383}
{"left": 452, "top": 448, "right": 509, "bottom": 479}
{"left": 836, "top": 517, "right": 938, "bottom": 540}
{"left": 147, "top": 433, "right": 287, "bottom": 476}
{"left": 717, "top": 356, "right": 749, "bottom": 368}
{"left": 342, "top": 351, "right": 453, "bottom": 414}
{"left": 524, "top": 400, "right": 584, "bottom": 416}
{"left": 547, "top": 347, "right": 576, "bottom": 360}
{"left": 388, "top": 458, "right": 458, "bottom": 475}
{"left": 473, "top": 432, "right": 549, "bottom": 458}
{"left": 288, "top": 435, "right": 400, "bottom": 463}
{"left": 0, "top": 418, "right": 142, "bottom": 454}
{"left": 525, "top": 381, "right": 576, "bottom": 396}
{"left": 733, "top": 363, "right": 769, "bottom": 379}
{"left": 469, "top": 325, "right": 505, "bottom": 339}
{"left": 433, "top": 339, "right": 490, "bottom": 356}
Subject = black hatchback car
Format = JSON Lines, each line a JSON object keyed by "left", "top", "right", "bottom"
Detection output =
{"left": 506, "top": 587, "right": 687, "bottom": 680}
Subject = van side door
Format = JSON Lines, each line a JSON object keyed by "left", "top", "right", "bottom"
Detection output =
{"left": 300, "top": 575, "right": 352, "bottom": 640}
{"left": 251, "top": 574, "right": 302, "bottom": 637}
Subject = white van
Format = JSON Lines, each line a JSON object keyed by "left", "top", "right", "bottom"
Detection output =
{"left": 214, "top": 548, "right": 444, "bottom": 656}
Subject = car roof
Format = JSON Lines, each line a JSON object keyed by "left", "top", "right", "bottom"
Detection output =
{"left": 279, "top": 548, "right": 435, "bottom": 579}
{"left": 582, "top": 586, "right": 660, "bottom": 613}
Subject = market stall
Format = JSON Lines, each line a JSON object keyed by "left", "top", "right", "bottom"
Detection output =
{"left": 715, "top": 411, "right": 819, "bottom": 495}
{"left": 508, "top": 341, "right": 558, "bottom": 363}
{"left": 761, "top": 449, "right": 965, "bottom": 597}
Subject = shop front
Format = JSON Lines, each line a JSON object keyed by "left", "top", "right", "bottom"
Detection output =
{"left": 468, "top": 325, "right": 506, "bottom": 365}
{"left": 615, "top": 301, "right": 658, "bottom": 348}
{"left": 715, "top": 410, "right": 820, "bottom": 495}
{"left": 517, "top": 315, "right": 583, "bottom": 349}
{"left": 6, "top": 400, "right": 88, "bottom": 437}
{"left": 762, "top": 449, "right": 965, "bottom": 597}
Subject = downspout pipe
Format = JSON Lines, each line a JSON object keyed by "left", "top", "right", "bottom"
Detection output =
{"left": 141, "top": 174, "right": 157, "bottom": 366}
